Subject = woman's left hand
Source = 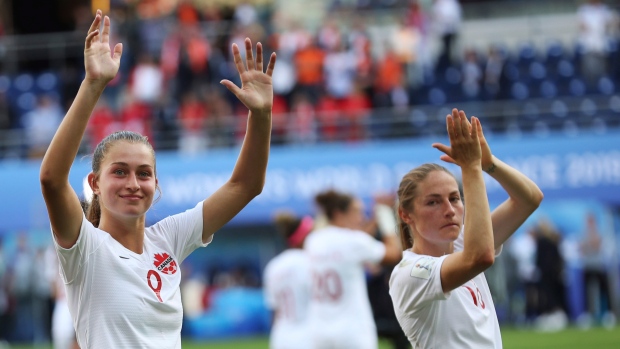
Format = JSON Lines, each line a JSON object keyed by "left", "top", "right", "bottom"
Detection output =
{"left": 220, "top": 38, "right": 277, "bottom": 115}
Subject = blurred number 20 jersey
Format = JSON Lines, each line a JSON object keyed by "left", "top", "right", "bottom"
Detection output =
{"left": 304, "top": 225, "right": 386, "bottom": 349}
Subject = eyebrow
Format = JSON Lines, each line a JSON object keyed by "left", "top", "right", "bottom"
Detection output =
{"left": 110, "top": 162, "right": 154, "bottom": 169}
{"left": 424, "top": 192, "right": 460, "bottom": 198}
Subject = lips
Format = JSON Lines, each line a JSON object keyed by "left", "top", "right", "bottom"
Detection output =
{"left": 441, "top": 223, "right": 459, "bottom": 229}
{"left": 120, "top": 195, "right": 142, "bottom": 200}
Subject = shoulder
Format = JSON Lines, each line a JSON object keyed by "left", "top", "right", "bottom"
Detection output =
{"left": 391, "top": 252, "right": 443, "bottom": 284}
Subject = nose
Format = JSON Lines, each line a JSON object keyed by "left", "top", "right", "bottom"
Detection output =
{"left": 126, "top": 173, "right": 140, "bottom": 192}
{"left": 443, "top": 200, "right": 456, "bottom": 217}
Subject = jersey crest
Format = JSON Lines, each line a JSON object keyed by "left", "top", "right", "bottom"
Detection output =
{"left": 153, "top": 252, "right": 178, "bottom": 275}
{"left": 410, "top": 256, "right": 435, "bottom": 280}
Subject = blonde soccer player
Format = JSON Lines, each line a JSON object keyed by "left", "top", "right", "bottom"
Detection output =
{"left": 39, "top": 10, "right": 276, "bottom": 348}
{"left": 389, "top": 109, "right": 543, "bottom": 348}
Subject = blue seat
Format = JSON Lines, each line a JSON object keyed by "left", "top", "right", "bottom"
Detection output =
{"left": 529, "top": 61, "right": 547, "bottom": 81}
{"left": 13, "top": 74, "right": 34, "bottom": 93}
{"left": 597, "top": 76, "right": 615, "bottom": 95}
{"left": 545, "top": 40, "right": 565, "bottom": 66}
{"left": 568, "top": 78, "right": 586, "bottom": 97}
{"left": 428, "top": 87, "right": 447, "bottom": 106}
{"left": 35, "top": 72, "right": 58, "bottom": 92}
{"left": 517, "top": 43, "right": 537, "bottom": 69}
{"left": 539, "top": 80, "right": 558, "bottom": 99}
{"left": 510, "top": 82, "right": 529, "bottom": 100}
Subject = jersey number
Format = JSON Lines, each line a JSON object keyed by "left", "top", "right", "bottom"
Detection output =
{"left": 312, "top": 270, "right": 342, "bottom": 302}
{"left": 275, "top": 287, "right": 295, "bottom": 320}
{"left": 463, "top": 285, "right": 485, "bottom": 309}
{"left": 147, "top": 270, "right": 163, "bottom": 302}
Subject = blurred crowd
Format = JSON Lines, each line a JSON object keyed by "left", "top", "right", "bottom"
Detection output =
{"left": 0, "top": 0, "right": 618, "bottom": 159}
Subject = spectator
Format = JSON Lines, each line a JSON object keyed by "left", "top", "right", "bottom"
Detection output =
{"left": 431, "top": 0, "right": 462, "bottom": 71}
{"left": 578, "top": 212, "right": 616, "bottom": 328}
{"left": 462, "top": 49, "right": 482, "bottom": 100}
{"left": 294, "top": 38, "right": 326, "bottom": 104}
{"left": 577, "top": 0, "right": 618, "bottom": 83}
{"left": 128, "top": 54, "right": 164, "bottom": 105}
{"left": 22, "top": 94, "right": 63, "bottom": 158}
{"left": 534, "top": 219, "right": 568, "bottom": 332}
{"left": 178, "top": 92, "right": 209, "bottom": 154}
{"left": 288, "top": 92, "right": 317, "bottom": 144}
{"left": 323, "top": 40, "right": 357, "bottom": 100}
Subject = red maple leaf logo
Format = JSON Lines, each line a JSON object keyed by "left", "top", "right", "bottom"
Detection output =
{"left": 153, "top": 252, "right": 177, "bottom": 275}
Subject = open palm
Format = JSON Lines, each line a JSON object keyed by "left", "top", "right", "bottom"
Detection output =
{"left": 221, "top": 38, "right": 277, "bottom": 114}
{"left": 84, "top": 11, "right": 122, "bottom": 85}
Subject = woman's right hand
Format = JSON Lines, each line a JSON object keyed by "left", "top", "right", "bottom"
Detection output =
{"left": 432, "top": 108, "right": 482, "bottom": 169}
{"left": 84, "top": 10, "right": 123, "bottom": 86}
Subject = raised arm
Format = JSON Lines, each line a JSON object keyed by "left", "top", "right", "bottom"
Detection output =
{"left": 373, "top": 194, "right": 403, "bottom": 265}
{"left": 200, "top": 38, "right": 277, "bottom": 243}
{"left": 475, "top": 120, "right": 543, "bottom": 249}
{"left": 433, "top": 115, "right": 543, "bottom": 251}
{"left": 40, "top": 11, "right": 122, "bottom": 248}
{"left": 433, "top": 109, "right": 494, "bottom": 292}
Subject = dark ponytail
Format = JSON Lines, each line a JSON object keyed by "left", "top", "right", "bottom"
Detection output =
{"left": 87, "top": 195, "right": 102, "bottom": 228}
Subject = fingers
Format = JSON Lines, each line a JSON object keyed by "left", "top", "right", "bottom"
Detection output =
{"left": 266, "top": 52, "right": 277, "bottom": 77}
{"left": 256, "top": 42, "right": 263, "bottom": 72}
{"left": 450, "top": 108, "right": 461, "bottom": 139}
{"left": 475, "top": 116, "right": 486, "bottom": 141}
{"left": 458, "top": 109, "right": 469, "bottom": 138}
{"left": 101, "top": 16, "right": 111, "bottom": 44}
{"left": 471, "top": 116, "right": 480, "bottom": 139}
{"left": 85, "top": 29, "right": 99, "bottom": 49}
{"left": 459, "top": 110, "right": 472, "bottom": 135}
{"left": 446, "top": 113, "right": 456, "bottom": 142}
{"left": 432, "top": 142, "right": 451, "bottom": 156}
{"left": 85, "top": 10, "right": 102, "bottom": 49}
{"left": 220, "top": 79, "right": 241, "bottom": 99}
{"left": 113, "top": 43, "right": 123, "bottom": 62}
{"left": 245, "top": 38, "right": 256, "bottom": 71}
{"left": 439, "top": 155, "right": 456, "bottom": 164}
{"left": 88, "top": 10, "right": 102, "bottom": 35}
{"left": 231, "top": 43, "right": 246, "bottom": 76}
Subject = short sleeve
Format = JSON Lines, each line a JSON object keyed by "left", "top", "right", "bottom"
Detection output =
{"left": 52, "top": 214, "right": 105, "bottom": 284}
{"left": 389, "top": 255, "right": 450, "bottom": 314}
{"left": 147, "top": 202, "right": 207, "bottom": 264}
{"left": 351, "top": 232, "right": 386, "bottom": 264}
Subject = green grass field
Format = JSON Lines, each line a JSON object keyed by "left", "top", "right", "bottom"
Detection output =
{"left": 9, "top": 327, "right": 620, "bottom": 348}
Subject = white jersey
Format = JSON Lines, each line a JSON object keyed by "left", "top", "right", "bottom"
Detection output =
{"left": 52, "top": 202, "right": 209, "bottom": 349}
{"left": 389, "top": 229, "right": 502, "bottom": 349}
{"left": 304, "top": 225, "right": 386, "bottom": 349}
{"left": 263, "top": 249, "right": 313, "bottom": 349}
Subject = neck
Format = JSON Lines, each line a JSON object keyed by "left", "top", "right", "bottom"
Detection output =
{"left": 411, "top": 239, "right": 454, "bottom": 257}
{"left": 99, "top": 216, "right": 146, "bottom": 254}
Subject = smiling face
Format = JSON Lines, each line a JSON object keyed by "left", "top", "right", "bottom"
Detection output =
{"left": 91, "top": 141, "right": 157, "bottom": 222}
{"left": 402, "top": 170, "right": 464, "bottom": 247}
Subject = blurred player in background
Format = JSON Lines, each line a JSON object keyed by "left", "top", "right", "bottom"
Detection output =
{"left": 389, "top": 109, "right": 543, "bottom": 348}
{"left": 263, "top": 212, "right": 314, "bottom": 349}
{"left": 46, "top": 246, "right": 79, "bottom": 349}
{"left": 39, "top": 10, "right": 276, "bottom": 348}
{"left": 305, "top": 189, "right": 402, "bottom": 349}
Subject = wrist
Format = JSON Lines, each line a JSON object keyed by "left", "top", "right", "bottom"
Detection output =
{"left": 82, "top": 79, "right": 108, "bottom": 93}
{"left": 483, "top": 162, "right": 497, "bottom": 174}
